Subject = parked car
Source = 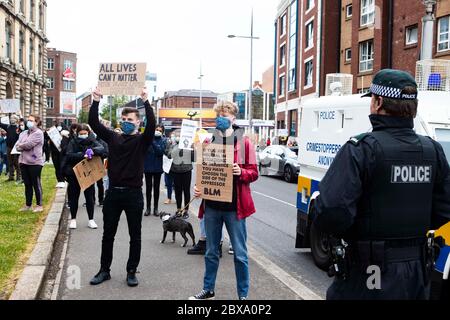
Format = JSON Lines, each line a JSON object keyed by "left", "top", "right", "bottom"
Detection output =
{"left": 257, "top": 145, "right": 300, "bottom": 183}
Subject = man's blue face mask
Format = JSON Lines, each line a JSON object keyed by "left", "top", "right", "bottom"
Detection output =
{"left": 121, "top": 121, "right": 136, "bottom": 135}
{"left": 216, "top": 117, "right": 231, "bottom": 132}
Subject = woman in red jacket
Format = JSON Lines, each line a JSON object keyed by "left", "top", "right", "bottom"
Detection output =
{"left": 189, "top": 101, "right": 258, "bottom": 301}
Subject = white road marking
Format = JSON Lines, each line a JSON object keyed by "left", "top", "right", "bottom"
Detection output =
{"left": 247, "top": 243, "right": 324, "bottom": 300}
{"left": 252, "top": 191, "right": 297, "bottom": 208}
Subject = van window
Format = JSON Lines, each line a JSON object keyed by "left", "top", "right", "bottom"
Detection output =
{"left": 435, "top": 128, "right": 450, "bottom": 165}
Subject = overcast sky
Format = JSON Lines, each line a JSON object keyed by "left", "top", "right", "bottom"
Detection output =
{"left": 46, "top": 0, "right": 278, "bottom": 97}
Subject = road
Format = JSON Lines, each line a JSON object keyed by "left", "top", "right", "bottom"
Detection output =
{"left": 247, "top": 175, "right": 332, "bottom": 296}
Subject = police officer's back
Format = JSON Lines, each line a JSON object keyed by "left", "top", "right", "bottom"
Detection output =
{"left": 313, "top": 69, "right": 450, "bottom": 300}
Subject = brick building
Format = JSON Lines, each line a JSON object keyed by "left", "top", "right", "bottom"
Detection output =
{"left": 0, "top": 0, "right": 48, "bottom": 124}
{"left": 274, "top": 0, "right": 450, "bottom": 137}
{"left": 160, "top": 89, "right": 217, "bottom": 109}
{"left": 45, "top": 48, "right": 77, "bottom": 127}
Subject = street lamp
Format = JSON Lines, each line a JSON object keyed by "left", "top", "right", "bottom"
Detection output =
{"left": 228, "top": 8, "right": 260, "bottom": 132}
{"left": 198, "top": 66, "right": 204, "bottom": 129}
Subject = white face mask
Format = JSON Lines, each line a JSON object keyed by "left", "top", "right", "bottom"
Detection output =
{"left": 155, "top": 131, "right": 162, "bottom": 137}
{"left": 27, "top": 122, "right": 35, "bottom": 130}
{"left": 20, "top": 125, "right": 25, "bottom": 131}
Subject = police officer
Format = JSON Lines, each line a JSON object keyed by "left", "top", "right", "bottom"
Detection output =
{"left": 312, "top": 69, "right": 450, "bottom": 300}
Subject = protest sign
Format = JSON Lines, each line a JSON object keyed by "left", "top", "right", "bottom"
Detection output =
{"left": 179, "top": 119, "right": 199, "bottom": 150}
{"left": 98, "top": 63, "right": 146, "bottom": 96}
{"left": 11, "top": 141, "right": 21, "bottom": 155}
{"left": 0, "top": 99, "right": 20, "bottom": 114}
{"left": 47, "top": 126, "right": 62, "bottom": 152}
{"left": 163, "top": 155, "right": 173, "bottom": 174}
{"left": 1, "top": 116, "right": 9, "bottom": 125}
{"left": 73, "top": 156, "right": 106, "bottom": 192}
{"left": 195, "top": 143, "right": 234, "bottom": 203}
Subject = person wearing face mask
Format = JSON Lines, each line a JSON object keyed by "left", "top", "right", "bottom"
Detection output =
{"left": 190, "top": 101, "right": 258, "bottom": 301}
{"left": 143, "top": 125, "right": 167, "bottom": 216}
{"left": 15, "top": 115, "right": 45, "bottom": 213}
{"left": 88, "top": 87, "right": 155, "bottom": 287}
{"left": 0, "top": 114, "right": 22, "bottom": 182}
{"left": 163, "top": 133, "right": 176, "bottom": 205}
{"left": 62, "top": 124, "right": 107, "bottom": 230}
{"left": 165, "top": 132, "right": 193, "bottom": 219}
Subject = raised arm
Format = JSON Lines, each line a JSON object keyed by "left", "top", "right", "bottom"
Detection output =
{"left": 141, "top": 88, "right": 156, "bottom": 146}
{"left": 88, "top": 87, "right": 114, "bottom": 143}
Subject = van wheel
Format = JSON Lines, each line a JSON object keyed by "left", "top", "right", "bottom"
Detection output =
{"left": 284, "top": 166, "right": 294, "bottom": 183}
{"left": 310, "top": 221, "right": 331, "bottom": 271}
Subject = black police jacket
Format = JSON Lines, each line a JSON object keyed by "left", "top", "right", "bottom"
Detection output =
{"left": 313, "top": 114, "right": 450, "bottom": 239}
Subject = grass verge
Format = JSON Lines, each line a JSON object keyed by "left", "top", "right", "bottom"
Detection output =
{"left": 0, "top": 164, "right": 57, "bottom": 299}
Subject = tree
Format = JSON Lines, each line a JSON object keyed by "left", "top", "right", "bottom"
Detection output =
{"left": 100, "top": 96, "right": 129, "bottom": 129}
{"left": 78, "top": 110, "right": 89, "bottom": 124}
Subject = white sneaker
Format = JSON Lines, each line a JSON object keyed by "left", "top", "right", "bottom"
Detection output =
{"left": 69, "top": 219, "right": 77, "bottom": 230}
{"left": 88, "top": 220, "right": 98, "bottom": 229}
{"left": 56, "top": 182, "right": 65, "bottom": 188}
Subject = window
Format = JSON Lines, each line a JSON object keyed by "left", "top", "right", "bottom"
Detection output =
{"left": 438, "top": 16, "right": 450, "bottom": 52}
{"left": 47, "top": 97, "right": 54, "bottom": 109}
{"left": 64, "top": 60, "right": 73, "bottom": 71}
{"left": 29, "top": 37, "right": 34, "bottom": 71}
{"left": 30, "top": 0, "right": 35, "bottom": 23}
{"left": 345, "top": 48, "right": 352, "bottom": 62}
{"left": 346, "top": 4, "right": 353, "bottom": 18}
{"left": 39, "top": 5, "right": 44, "bottom": 30}
{"left": 360, "top": 0, "right": 375, "bottom": 27}
{"left": 405, "top": 25, "right": 418, "bottom": 45}
{"left": 288, "top": 0, "right": 297, "bottom": 91}
{"left": 305, "top": 21, "right": 314, "bottom": 49}
{"left": 19, "top": 31, "right": 24, "bottom": 65}
{"left": 279, "top": 75, "right": 285, "bottom": 96}
{"left": 64, "top": 80, "right": 74, "bottom": 91}
{"left": 47, "top": 77, "right": 54, "bottom": 89}
{"left": 47, "top": 58, "right": 54, "bottom": 70}
{"left": 359, "top": 40, "right": 374, "bottom": 72}
{"left": 20, "top": 0, "right": 25, "bottom": 14}
{"left": 305, "top": 59, "right": 314, "bottom": 87}
{"left": 280, "top": 44, "right": 286, "bottom": 66}
{"left": 280, "top": 14, "right": 287, "bottom": 36}
{"left": 306, "top": 0, "right": 315, "bottom": 11}
{"left": 5, "top": 23, "right": 12, "bottom": 60}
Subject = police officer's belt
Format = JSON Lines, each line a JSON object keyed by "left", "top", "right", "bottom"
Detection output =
{"left": 349, "top": 239, "right": 425, "bottom": 266}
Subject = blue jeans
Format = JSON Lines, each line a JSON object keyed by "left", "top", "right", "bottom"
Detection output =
{"left": 200, "top": 218, "right": 225, "bottom": 241}
{"left": 203, "top": 206, "right": 249, "bottom": 298}
{"left": 164, "top": 173, "right": 174, "bottom": 200}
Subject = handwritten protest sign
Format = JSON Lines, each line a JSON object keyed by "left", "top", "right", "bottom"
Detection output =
{"left": 98, "top": 63, "right": 146, "bottom": 96}
{"left": 196, "top": 143, "right": 234, "bottom": 203}
{"left": 1, "top": 116, "right": 9, "bottom": 125}
{"left": 47, "top": 126, "right": 62, "bottom": 152}
{"left": 180, "top": 120, "right": 199, "bottom": 150}
{"left": 73, "top": 156, "right": 106, "bottom": 192}
{"left": 0, "top": 99, "right": 20, "bottom": 114}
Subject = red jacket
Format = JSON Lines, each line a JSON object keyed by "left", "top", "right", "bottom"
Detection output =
{"left": 198, "top": 136, "right": 259, "bottom": 220}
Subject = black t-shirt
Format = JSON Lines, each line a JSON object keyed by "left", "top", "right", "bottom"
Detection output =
{"left": 205, "top": 132, "right": 238, "bottom": 212}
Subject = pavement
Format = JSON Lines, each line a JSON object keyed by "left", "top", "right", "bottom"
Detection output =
{"left": 57, "top": 181, "right": 301, "bottom": 300}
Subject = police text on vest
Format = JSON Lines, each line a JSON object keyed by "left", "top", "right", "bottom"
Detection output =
{"left": 391, "top": 165, "right": 432, "bottom": 184}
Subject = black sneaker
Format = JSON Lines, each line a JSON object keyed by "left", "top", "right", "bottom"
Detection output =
{"left": 189, "top": 290, "right": 215, "bottom": 300}
{"left": 144, "top": 209, "right": 151, "bottom": 217}
{"left": 153, "top": 208, "right": 159, "bottom": 217}
{"left": 99, "top": 201, "right": 104, "bottom": 207}
{"left": 127, "top": 272, "right": 139, "bottom": 287}
{"left": 90, "top": 270, "right": 111, "bottom": 285}
{"left": 239, "top": 296, "right": 248, "bottom": 300}
{"left": 228, "top": 246, "right": 234, "bottom": 255}
{"left": 187, "top": 240, "right": 206, "bottom": 255}
{"left": 182, "top": 210, "right": 189, "bottom": 220}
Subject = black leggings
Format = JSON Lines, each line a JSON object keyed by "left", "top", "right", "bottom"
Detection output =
{"left": 173, "top": 171, "right": 192, "bottom": 211}
{"left": 67, "top": 175, "right": 95, "bottom": 220}
{"left": 20, "top": 164, "right": 43, "bottom": 207}
{"left": 145, "top": 172, "right": 162, "bottom": 210}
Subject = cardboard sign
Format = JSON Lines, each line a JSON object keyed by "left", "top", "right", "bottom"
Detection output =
{"left": 73, "top": 156, "right": 106, "bottom": 192}
{"left": 179, "top": 119, "right": 199, "bottom": 150}
{"left": 0, "top": 99, "right": 20, "bottom": 114}
{"left": 98, "top": 63, "right": 146, "bottom": 96}
{"left": 47, "top": 126, "right": 62, "bottom": 152}
{"left": 196, "top": 143, "right": 234, "bottom": 203}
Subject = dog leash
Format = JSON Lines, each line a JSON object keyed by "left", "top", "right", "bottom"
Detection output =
{"left": 176, "top": 197, "right": 197, "bottom": 216}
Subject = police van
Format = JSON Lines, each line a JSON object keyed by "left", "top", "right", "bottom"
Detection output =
{"left": 294, "top": 89, "right": 450, "bottom": 285}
